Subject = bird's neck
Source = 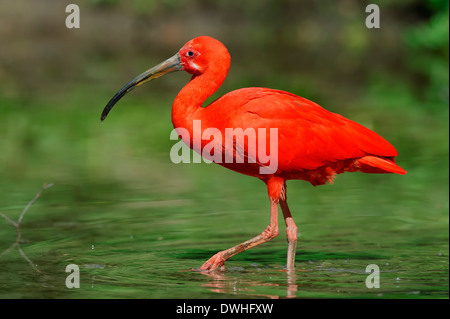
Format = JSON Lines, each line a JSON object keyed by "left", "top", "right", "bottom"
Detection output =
{"left": 172, "top": 64, "right": 229, "bottom": 131}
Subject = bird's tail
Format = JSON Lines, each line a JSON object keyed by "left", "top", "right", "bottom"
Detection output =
{"left": 355, "top": 156, "right": 407, "bottom": 175}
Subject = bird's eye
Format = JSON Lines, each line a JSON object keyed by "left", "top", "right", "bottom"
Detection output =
{"left": 187, "top": 51, "right": 194, "bottom": 57}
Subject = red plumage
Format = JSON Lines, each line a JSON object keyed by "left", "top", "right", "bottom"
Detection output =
{"left": 195, "top": 87, "right": 405, "bottom": 185}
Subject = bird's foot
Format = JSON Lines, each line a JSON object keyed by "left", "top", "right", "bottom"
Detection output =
{"left": 199, "top": 252, "right": 226, "bottom": 272}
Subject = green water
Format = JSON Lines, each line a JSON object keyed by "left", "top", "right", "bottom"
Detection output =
{"left": 0, "top": 153, "right": 448, "bottom": 299}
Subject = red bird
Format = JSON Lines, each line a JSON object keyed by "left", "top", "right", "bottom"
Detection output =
{"left": 101, "top": 36, "right": 406, "bottom": 272}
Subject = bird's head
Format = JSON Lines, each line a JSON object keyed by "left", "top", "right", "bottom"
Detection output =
{"left": 100, "top": 36, "right": 230, "bottom": 122}
{"left": 178, "top": 36, "right": 230, "bottom": 76}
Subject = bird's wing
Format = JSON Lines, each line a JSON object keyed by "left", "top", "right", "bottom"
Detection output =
{"left": 211, "top": 88, "right": 399, "bottom": 172}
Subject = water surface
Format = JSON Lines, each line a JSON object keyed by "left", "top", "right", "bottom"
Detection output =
{"left": 0, "top": 161, "right": 447, "bottom": 299}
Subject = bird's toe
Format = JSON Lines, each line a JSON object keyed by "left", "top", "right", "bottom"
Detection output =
{"left": 200, "top": 252, "right": 226, "bottom": 272}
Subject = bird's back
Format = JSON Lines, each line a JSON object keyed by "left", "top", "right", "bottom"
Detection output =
{"left": 201, "top": 87, "right": 406, "bottom": 184}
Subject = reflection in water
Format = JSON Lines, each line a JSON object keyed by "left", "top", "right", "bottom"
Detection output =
{"left": 285, "top": 269, "right": 298, "bottom": 298}
{"left": 198, "top": 267, "right": 299, "bottom": 299}
{"left": 0, "top": 183, "right": 53, "bottom": 273}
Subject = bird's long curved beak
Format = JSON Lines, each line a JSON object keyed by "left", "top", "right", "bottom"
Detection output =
{"left": 101, "top": 53, "right": 182, "bottom": 121}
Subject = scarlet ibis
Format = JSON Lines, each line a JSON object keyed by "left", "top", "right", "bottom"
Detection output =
{"left": 101, "top": 36, "right": 406, "bottom": 272}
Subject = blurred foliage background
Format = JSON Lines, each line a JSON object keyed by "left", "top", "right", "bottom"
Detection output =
{"left": 0, "top": 0, "right": 448, "bottom": 216}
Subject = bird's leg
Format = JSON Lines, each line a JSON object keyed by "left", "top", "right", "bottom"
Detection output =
{"left": 199, "top": 199, "right": 279, "bottom": 272}
{"left": 279, "top": 184, "right": 298, "bottom": 270}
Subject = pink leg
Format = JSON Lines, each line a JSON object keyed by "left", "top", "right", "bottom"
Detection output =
{"left": 279, "top": 184, "right": 298, "bottom": 269}
{"left": 200, "top": 198, "right": 279, "bottom": 272}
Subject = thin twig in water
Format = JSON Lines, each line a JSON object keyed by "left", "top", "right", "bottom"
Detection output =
{"left": 17, "top": 183, "right": 53, "bottom": 225}
{"left": 0, "top": 183, "right": 54, "bottom": 273}
{"left": 0, "top": 213, "right": 17, "bottom": 227}
{"left": 0, "top": 243, "right": 16, "bottom": 259}
{"left": 18, "top": 245, "right": 40, "bottom": 272}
